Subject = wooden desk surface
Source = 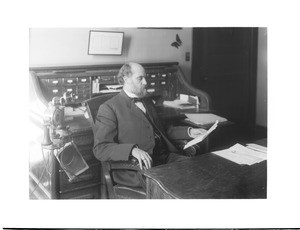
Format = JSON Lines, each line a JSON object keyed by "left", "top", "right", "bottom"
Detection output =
{"left": 156, "top": 105, "right": 211, "bottom": 120}
{"left": 143, "top": 153, "right": 267, "bottom": 199}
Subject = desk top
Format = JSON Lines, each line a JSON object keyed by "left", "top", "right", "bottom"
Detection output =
{"left": 65, "top": 105, "right": 225, "bottom": 133}
{"left": 143, "top": 153, "right": 267, "bottom": 199}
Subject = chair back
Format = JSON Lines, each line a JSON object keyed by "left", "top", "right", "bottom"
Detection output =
{"left": 84, "top": 93, "right": 146, "bottom": 199}
{"left": 84, "top": 93, "right": 117, "bottom": 129}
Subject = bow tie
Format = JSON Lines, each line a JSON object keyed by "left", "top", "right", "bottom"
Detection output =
{"left": 131, "top": 97, "right": 143, "bottom": 103}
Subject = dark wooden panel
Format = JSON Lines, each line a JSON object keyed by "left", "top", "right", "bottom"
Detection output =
{"left": 192, "top": 27, "right": 258, "bottom": 142}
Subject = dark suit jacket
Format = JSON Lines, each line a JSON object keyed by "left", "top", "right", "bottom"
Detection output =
{"left": 93, "top": 90, "right": 190, "bottom": 186}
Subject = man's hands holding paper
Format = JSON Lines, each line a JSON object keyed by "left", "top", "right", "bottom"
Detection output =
{"left": 184, "top": 120, "right": 219, "bottom": 150}
{"left": 189, "top": 128, "right": 207, "bottom": 139}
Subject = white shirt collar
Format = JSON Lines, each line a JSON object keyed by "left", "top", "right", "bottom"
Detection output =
{"left": 123, "top": 88, "right": 139, "bottom": 98}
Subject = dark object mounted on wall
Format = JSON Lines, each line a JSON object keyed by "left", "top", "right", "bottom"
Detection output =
{"left": 88, "top": 30, "right": 124, "bottom": 55}
{"left": 171, "top": 34, "right": 182, "bottom": 48}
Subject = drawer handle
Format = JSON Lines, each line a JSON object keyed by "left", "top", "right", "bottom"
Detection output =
{"left": 52, "top": 89, "right": 58, "bottom": 93}
{"left": 67, "top": 88, "right": 73, "bottom": 92}
{"left": 67, "top": 80, "right": 73, "bottom": 83}
{"left": 161, "top": 81, "right": 166, "bottom": 85}
{"left": 161, "top": 74, "right": 167, "bottom": 77}
{"left": 80, "top": 78, "right": 87, "bottom": 82}
{"left": 52, "top": 80, "right": 59, "bottom": 84}
{"left": 150, "top": 82, "right": 155, "bottom": 86}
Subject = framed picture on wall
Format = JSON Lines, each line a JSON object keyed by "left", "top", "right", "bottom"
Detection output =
{"left": 88, "top": 30, "right": 124, "bottom": 55}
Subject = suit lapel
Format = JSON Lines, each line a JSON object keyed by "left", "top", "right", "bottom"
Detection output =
{"left": 142, "top": 100, "right": 155, "bottom": 123}
{"left": 119, "top": 91, "right": 178, "bottom": 152}
{"left": 119, "top": 90, "right": 150, "bottom": 125}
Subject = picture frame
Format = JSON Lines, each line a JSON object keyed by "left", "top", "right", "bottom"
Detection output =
{"left": 88, "top": 30, "right": 124, "bottom": 55}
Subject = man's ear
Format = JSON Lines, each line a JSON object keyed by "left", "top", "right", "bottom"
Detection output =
{"left": 123, "top": 76, "right": 129, "bottom": 83}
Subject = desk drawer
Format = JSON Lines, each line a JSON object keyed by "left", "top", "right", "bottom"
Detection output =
{"left": 159, "top": 73, "right": 168, "bottom": 79}
{"left": 62, "top": 85, "right": 77, "bottom": 94}
{"left": 40, "top": 78, "right": 62, "bottom": 88}
{"left": 78, "top": 76, "right": 91, "bottom": 84}
{"left": 146, "top": 88, "right": 156, "bottom": 93}
{"left": 159, "top": 79, "right": 167, "bottom": 87}
{"left": 63, "top": 77, "right": 77, "bottom": 85}
{"left": 59, "top": 185, "right": 101, "bottom": 199}
{"left": 48, "top": 87, "right": 62, "bottom": 97}
{"left": 147, "top": 73, "right": 158, "bottom": 79}
{"left": 59, "top": 162, "right": 101, "bottom": 192}
{"left": 148, "top": 81, "right": 157, "bottom": 88}
{"left": 48, "top": 78, "right": 62, "bottom": 87}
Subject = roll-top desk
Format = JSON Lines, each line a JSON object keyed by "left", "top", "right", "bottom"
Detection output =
{"left": 29, "top": 62, "right": 211, "bottom": 199}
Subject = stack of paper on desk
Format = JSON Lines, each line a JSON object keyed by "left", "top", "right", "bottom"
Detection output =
{"left": 212, "top": 143, "right": 267, "bottom": 165}
{"left": 106, "top": 84, "right": 123, "bottom": 90}
{"left": 246, "top": 143, "right": 267, "bottom": 154}
{"left": 185, "top": 113, "right": 227, "bottom": 125}
{"left": 163, "top": 94, "right": 199, "bottom": 110}
{"left": 163, "top": 99, "right": 196, "bottom": 109}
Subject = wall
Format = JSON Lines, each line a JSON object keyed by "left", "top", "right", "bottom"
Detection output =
{"left": 29, "top": 28, "right": 192, "bottom": 81}
{"left": 256, "top": 28, "right": 268, "bottom": 127}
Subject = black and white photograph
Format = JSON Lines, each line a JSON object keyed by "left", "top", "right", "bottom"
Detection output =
{"left": 1, "top": 0, "right": 300, "bottom": 229}
{"left": 28, "top": 27, "right": 267, "bottom": 200}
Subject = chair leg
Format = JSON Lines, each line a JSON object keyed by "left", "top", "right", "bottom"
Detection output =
{"left": 146, "top": 177, "right": 151, "bottom": 199}
{"left": 101, "top": 162, "right": 116, "bottom": 199}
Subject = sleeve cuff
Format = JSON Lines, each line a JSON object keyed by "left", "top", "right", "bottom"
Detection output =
{"left": 129, "top": 144, "right": 139, "bottom": 159}
{"left": 187, "top": 127, "right": 193, "bottom": 137}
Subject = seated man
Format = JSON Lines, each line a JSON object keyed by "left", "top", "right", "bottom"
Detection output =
{"left": 93, "top": 62, "right": 206, "bottom": 187}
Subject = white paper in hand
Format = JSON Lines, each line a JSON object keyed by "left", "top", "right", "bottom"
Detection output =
{"left": 183, "top": 120, "right": 219, "bottom": 149}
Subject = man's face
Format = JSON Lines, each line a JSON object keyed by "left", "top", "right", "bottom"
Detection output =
{"left": 124, "top": 64, "right": 147, "bottom": 98}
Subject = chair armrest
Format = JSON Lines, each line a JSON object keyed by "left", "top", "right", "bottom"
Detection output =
{"left": 109, "top": 159, "right": 141, "bottom": 171}
{"left": 102, "top": 159, "right": 140, "bottom": 184}
{"left": 101, "top": 159, "right": 144, "bottom": 199}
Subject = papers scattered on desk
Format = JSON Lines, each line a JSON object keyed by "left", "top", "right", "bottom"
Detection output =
{"left": 183, "top": 120, "right": 219, "bottom": 149}
{"left": 163, "top": 100, "right": 196, "bottom": 109}
{"left": 212, "top": 143, "right": 267, "bottom": 165}
{"left": 99, "top": 89, "right": 122, "bottom": 93}
{"left": 163, "top": 94, "right": 199, "bottom": 110}
{"left": 246, "top": 143, "right": 267, "bottom": 154}
{"left": 105, "top": 84, "right": 123, "bottom": 90}
{"left": 96, "top": 84, "right": 123, "bottom": 93}
{"left": 185, "top": 113, "right": 227, "bottom": 125}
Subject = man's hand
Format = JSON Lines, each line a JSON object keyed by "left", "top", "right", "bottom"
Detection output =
{"left": 131, "top": 147, "right": 152, "bottom": 170}
{"left": 189, "top": 128, "right": 207, "bottom": 139}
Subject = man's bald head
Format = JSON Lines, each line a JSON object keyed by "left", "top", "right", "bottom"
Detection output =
{"left": 117, "top": 62, "right": 147, "bottom": 98}
{"left": 117, "top": 62, "right": 144, "bottom": 85}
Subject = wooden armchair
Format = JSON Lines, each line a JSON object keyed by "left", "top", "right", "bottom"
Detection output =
{"left": 84, "top": 93, "right": 146, "bottom": 199}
